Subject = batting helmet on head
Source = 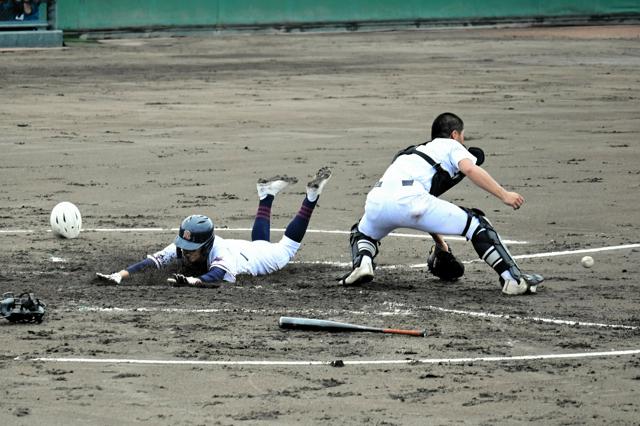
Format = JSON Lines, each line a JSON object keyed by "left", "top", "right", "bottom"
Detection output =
{"left": 174, "top": 215, "right": 214, "bottom": 252}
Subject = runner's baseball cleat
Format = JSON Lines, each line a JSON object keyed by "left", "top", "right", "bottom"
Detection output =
{"left": 257, "top": 175, "right": 298, "bottom": 200}
{"left": 306, "top": 166, "right": 332, "bottom": 202}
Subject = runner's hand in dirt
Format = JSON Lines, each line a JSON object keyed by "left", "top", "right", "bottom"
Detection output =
{"left": 167, "top": 274, "right": 202, "bottom": 287}
{"left": 96, "top": 272, "right": 123, "bottom": 285}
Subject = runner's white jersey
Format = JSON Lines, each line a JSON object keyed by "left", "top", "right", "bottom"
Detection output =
{"left": 147, "top": 244, "right": 179, "bottom": 269}
{"left": 148, "top": 235, "right": 300, "bottom": 284}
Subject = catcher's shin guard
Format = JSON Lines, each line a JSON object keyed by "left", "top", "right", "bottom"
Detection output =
{"left": 466, "top": 208, "right": 522, "bottom": 279}
{"left": 464, "top": 208, "right": 543, "bottom": 295}
{"left": 339, "top": 223, "right": 379, "bottom": 286}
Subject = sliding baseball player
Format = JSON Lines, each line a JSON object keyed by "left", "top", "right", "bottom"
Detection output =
{"left": 97, "top": 167, "right": 332, "bottom": 286}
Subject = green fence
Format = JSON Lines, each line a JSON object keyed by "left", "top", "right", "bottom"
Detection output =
{"left": 55, "top": 0, "right": 640, "bottom": 31}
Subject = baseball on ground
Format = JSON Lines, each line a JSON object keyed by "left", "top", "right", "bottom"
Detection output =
{"left": 581, "top": 256, "right": 594, "bottom": 268}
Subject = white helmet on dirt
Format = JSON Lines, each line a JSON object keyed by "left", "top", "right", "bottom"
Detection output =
{"left": 50, "top": 202, "right": 82, "bottom": 239}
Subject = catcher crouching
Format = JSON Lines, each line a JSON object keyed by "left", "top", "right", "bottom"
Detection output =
{"left": 339, "top": 112, "right": 543, "bottom": 295}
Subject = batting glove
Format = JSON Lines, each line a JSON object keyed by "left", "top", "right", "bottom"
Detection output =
{"left": 168, "top": 274, "right": 202, "bottom": 287}
{"left": 96, "top": 272, "right": 123, "bottom": 285}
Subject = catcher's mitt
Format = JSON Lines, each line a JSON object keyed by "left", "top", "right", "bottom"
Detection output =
{"left": 0, "top": 292, "right": 46, "bottom": 323}
{"left": 427, "top": 245, "right": 465, "bottom": 281}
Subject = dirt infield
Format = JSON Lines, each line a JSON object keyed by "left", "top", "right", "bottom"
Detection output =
{"left": 1, "top": 25, "right": 639, "bottom": 425}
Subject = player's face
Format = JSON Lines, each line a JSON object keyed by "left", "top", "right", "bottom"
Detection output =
{"left": 182, "top": 248, "right": 205, "bottom": 265}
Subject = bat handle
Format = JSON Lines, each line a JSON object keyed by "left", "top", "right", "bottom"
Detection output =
{"left": 383, "top": 328, "right": 426, "bottom": 337}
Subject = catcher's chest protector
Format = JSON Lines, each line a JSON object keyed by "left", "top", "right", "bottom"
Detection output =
{"left": 392, "top": 144, "right": 485, "bottom": 197}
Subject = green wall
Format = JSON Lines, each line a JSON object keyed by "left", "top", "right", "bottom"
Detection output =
{"left": 55, "top": 0, "right": 640, "bottom": 31}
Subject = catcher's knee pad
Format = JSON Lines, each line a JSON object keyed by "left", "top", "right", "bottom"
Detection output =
{"left": 349, "top": 222, "right": 379, "bottom": 267}
{"left": 465, "top": 208, "right": 521, "bottom": 280}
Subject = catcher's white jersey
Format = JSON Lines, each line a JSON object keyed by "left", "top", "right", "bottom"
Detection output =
{"left": 358, "top": 138, "right": 477, "bottom": 240}
{"left": 385, "top": 138, "right": 476, "bottom": 193}
{"left": 148, "top": 235, "right": 300, "bottom": 283}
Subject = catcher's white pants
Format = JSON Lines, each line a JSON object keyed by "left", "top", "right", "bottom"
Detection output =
{"left": 358, "top": 181, "right": 476, "bottom": 241}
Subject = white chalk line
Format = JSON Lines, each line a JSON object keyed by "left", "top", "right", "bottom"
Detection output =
{"left": 73, "top": 242, "right": 639, "bottom": 331}
{"left": 7, "top": 224, "right": 637, "bottom": 330}
{"left": 295, "top": 243, "right": 640, "bottom": 269}
{"left": 425, "top": 305, "right": 638, "bottom": 330}
{"left": 23, "top": 349, "right": 640, "bottom": 366}
{"left": 41, "top": 241, "right": 640, "bottom": 268}
{"left": 75, "top": 304, "right": 638, "bottom": 331}
{"left": 75, "top": 306, "right": 414, "bottom": 317}
{"left": 0, "top": 227, "right": 528, "bottom": 244}
{"left": 7, "top": 229, "right": 640, "bottom": 332}
{"left": 512, "top": 243, "right": 640, "bottom": 259}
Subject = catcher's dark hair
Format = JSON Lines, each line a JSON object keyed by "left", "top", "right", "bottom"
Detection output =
{"left": 431, "top": 112, "right": 464, "bottom": 140}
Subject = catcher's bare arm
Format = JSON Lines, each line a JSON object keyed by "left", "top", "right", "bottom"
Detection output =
{"left": 429, "top": 233, "right": 449, "bottom": 252}
{"left": 458, "top": 159, "right": 524, "bottom": 210}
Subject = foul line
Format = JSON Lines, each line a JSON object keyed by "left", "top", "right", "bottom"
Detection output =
{"left": 425, "top": 305, "right": 638, "bottom": 330}
{"left": 76, "top": 306, "right": 414, "bottom": 317}
{"left": 511, "top": 243, "right": 640, "bottom": 258}
{"left": 75, "top": 305, "right": 638, "bottom": 331}
{"left": 405, "top": 243, "right": 640, "bottom": 268}
{"left": 24, "top": 349, "right": 640, "bottom": 366}
{"left": 294, "top": 242, "right": 640, "bottom": 269}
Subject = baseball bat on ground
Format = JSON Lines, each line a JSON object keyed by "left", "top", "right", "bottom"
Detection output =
{"left": 279, "top": 316, "right": 426, "bottom": 337}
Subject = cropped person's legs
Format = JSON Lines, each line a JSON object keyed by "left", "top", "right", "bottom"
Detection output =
{"left": 252, "top": 175, "right": 298, "bottom": 241}
{"left": 284, "top": 167, "right": 332, "bottom": 243}
{"left": 343, "top": 190, "right": 537, "bottom": 294}
{"left": 342, "top": 186, "right": 446, "bottom": 286}
{"left": 340, "top": 186, "right": 400, "bottom": 286}
{"left": 410, "top": 197, "right": 539, "bottom": 295}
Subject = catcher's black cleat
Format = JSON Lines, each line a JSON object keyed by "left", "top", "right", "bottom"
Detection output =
{"left": 522, "top": 273, "right": 544, "bottom": 294}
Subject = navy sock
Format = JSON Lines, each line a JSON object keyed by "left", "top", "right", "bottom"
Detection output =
{"left": 252, "top": 195, "right": 274, "bottom": 241}
{"left": 285, "top": 197, "right": 317, "bottom": 243}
